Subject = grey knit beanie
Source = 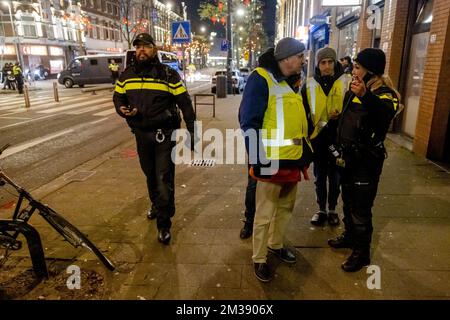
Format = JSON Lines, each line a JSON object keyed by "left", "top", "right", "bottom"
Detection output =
{"left": 274, "top": 37, "right": 306, "bottom": 61}
{"left": 316, "top": 47, "right": 337, "bottom": 65}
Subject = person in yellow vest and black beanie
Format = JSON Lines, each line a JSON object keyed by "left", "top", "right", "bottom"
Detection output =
{"left": 329, "top": 48, "right": 400, "bottom": 272}
{"left": 13, "top": 62, "right": 24, "bottom": 94}
{"left": 239, "top": 37, "right": 313, "bottom": 282}
{"left": 108, "top": 59, "right": 120, "bottom": 84}
{"left": 301, "top": 47, "right": 350, "bottom": 227}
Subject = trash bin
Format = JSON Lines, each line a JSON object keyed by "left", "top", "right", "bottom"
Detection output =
{"left": 216, "top": 75, "right": 227, "bottom": 98}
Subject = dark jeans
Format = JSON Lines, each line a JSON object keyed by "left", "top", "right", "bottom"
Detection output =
{"left": 313, "top": 156, "right": 340, "bottom": 212}
{"left": 244, "top": 165, "right": 257, "bottom": 224}
{"left": 16, "top": 77, "right": 23, "bottom": 94}
{"left": 340, "top": 156, "right": 383, "bottom": 250}
{"left": 135, "top": 129, "right": 175, "bottom": 230}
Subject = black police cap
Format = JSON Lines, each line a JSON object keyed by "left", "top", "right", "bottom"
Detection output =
{"left": 132, "top": 33, "right": 155, "bottom": 47}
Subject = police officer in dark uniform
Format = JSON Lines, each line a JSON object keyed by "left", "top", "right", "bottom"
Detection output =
{"left": 113, "top": 33, "right": 196, "bottom": 245}
{"left": 328, "top": 48, "right": 400, "bottom": 272}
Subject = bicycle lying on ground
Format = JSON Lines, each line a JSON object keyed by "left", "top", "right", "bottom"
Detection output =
{"left": 0, "top": 144, "right": 115, "bottom": 279}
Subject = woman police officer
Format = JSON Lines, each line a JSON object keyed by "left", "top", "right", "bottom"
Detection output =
{"left": 327, "top": 48, "right": 400, "bottom": 272}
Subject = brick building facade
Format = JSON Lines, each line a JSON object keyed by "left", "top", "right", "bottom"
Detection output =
{"left": 356, "top": 0, "right": 449, "bottom": 162}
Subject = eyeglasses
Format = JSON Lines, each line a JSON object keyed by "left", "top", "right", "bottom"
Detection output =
{"left": 135, "top": 44, "right": 154, "bottom": 50}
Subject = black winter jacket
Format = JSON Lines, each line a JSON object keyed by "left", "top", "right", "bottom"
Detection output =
{"left": 113, "top": 57, "right": 195, "bottom": 134}
{"left": 337, "top": 86, "right": 398, "bottom": 168}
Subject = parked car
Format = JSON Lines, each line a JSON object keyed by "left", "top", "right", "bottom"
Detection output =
{"left": 239, "top": 67, "right": 251, "bottom": 83}
{"left": 211, "top": 69, "right": 245, "bottom": 94}
{"left": 57, "top": 54, "right": 125, "bottom": 88}
{"left": 125, "top": 49, "right": 183, "bottom": 78}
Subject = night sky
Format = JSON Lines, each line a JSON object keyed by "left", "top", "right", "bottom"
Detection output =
{"left": 184, "top": 0, "right": 226, "bottom": 37}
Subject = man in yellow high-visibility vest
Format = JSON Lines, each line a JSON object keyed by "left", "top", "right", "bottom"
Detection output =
{"left": 239, "top": 37, "right": 313, "bottom": 282}
{"left": 108, "top": 59, "right": 120, "bottom": 84}
{"left": 301, "top": 47, "right": 349, "bottom": 227}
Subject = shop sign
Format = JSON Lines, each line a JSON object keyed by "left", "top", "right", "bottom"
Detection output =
{"left": 49, "top": 46, "right": 64, "bottom": 56}
{"left": 22, "top": 45, "right": 47, "bottom": 56}
{"left": 1, "top": 45, "right": 16, "bottom": 55}
{"left": 310, "top": 15, "right": 328, "bottom": 26}
{"left": 106, "top": 47, "right": 123, "bottom": 53}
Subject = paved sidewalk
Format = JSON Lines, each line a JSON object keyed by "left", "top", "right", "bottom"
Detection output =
{"left": 0, "top": 93, "right": 449, "bottom": 300}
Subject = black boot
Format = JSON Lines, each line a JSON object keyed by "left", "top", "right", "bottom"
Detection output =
{"left": 328, "top": 216, "right": 353, "bottom": 248}
{"left": 328, "top": 232, "right": 353, "bottom": 248}
{"left": 341, "top": 224, "right": 372, "bottom": 271}
{"left": 239, "top": 221, "right": 253, "bottom": 239}
{"left": 341, "top": 248, "right": 370, "bottom": 272}
{"left": 158, "top": 228, "right": 171, "bottom": 245}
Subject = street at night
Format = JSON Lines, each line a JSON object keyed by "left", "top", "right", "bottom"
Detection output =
{"left": 0, "top": 0, "right": 449, "bottom": 311}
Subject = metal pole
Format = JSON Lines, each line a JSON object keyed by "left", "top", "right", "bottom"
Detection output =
{"left": 4, "top": 1, "right": 21, "bottom": 66}
{"left": 53, "top": 82, "right": 59, "bottom": 102}
{"left": 226, "top": 0, "right": 232, "bottom": 94}
{"left": 24, "top": 85, "right": 30, "bottom": 108}
{"left": 182, "top": 44, "right": 187, "bottom": 87}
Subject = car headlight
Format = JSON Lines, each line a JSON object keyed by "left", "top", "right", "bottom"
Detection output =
{"left": 57, "top": 73, "right": 60, "bottom": 79}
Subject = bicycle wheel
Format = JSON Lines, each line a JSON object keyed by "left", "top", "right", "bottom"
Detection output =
{"left": 38, "top": 206, "right": 115, "bottom": 271}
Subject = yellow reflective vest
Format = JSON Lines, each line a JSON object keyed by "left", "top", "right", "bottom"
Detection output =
{"left": 13, "top": 65, "right": 22, "bottom": 76}
{"left": 109, "top": 63, "right": 119, "bottom": 72}
{"left": 306, "top": 74, "right": 349, "bottom": 139}
{"left": 255, "top": 67, "right": 311, "bottom": 160}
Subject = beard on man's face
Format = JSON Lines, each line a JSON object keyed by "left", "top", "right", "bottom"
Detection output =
{"left": 137, "top": 51, "right": 150, "bottom": 61}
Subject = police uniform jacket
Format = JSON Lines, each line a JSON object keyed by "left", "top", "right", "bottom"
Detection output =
{"left": 337, "top": 86, "right": 398, "bottom": 169}
{"left": 113, "top": 57, "right": 195, "bottom": 134}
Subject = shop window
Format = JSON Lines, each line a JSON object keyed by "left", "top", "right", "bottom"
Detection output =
{"left": 412, "top": 0, "right": 433, "bottom": 34}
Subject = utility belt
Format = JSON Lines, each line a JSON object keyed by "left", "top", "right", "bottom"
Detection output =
{"left": 332, "top": 141, "right": 387, "bottom": 168}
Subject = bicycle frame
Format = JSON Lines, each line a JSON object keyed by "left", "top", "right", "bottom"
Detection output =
{"left": 0, "top": 144, "right": 115, "bottom": 278}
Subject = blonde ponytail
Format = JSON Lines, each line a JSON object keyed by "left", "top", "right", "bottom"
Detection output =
{"left": 367, "top": 74, "right": 401, "bottom": 101}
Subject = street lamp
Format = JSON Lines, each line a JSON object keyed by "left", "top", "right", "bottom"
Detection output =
{"left": 165, "top": 2, "right": 172, "bottom": 49}
{"left": 2, "top": 0, "right": 21, "bottom": 66}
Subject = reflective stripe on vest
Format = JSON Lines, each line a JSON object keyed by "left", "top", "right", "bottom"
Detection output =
{"left": 114, "top": 77, "right": 187, "bottom": 96}
{"left": 307, "top": 74, "right": 348, "bottom": 139}
{"left": 109, "top": 64, "right": 119, "bottom": 72}
{"left": 254, "top": 67, "right": 310, "bottom": 160}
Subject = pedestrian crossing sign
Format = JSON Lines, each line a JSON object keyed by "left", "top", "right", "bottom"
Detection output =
{"left": 171, "top": 21, "right": 191, "bottom": 44}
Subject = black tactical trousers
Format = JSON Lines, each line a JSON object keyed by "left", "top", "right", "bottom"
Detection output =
{"left": 135, "top": 128, "right": 175, "bottom": 230}
{"left": 340, "top": 157, "right": 383, "bottom": 251}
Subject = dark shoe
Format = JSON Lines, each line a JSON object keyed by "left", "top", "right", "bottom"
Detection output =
{"left": 268, "top": 247, "right": 297, "bottom": 264}
{"left": 239, "top": 222, "right": 253, "bottom": 239}
{"left": 327, "top": 212, "right": 340, "bottom": 226}
{"left": 158, "top": 228, "right": 171, "bottom": 245}
{"left": 254, "top": 263, "right": 272, "bottom": 282}
{"left": 310, "top": 211, "right": 327, "bottom": 226}
{"left": 147, "top": 208, "right": 157, "bottom": 220}
{"left": 341, "top": 249, "right": 370, "bottom": 272}
{"left": 328, "top": 233, "right": 353, "bottom": 249}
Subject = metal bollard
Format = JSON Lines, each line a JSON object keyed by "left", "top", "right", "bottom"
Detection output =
{"left": 24, "top": 85, "right": 30, "bottom": 109}
{"left": 53, "top": 82, "right": 59, "bottom": 102}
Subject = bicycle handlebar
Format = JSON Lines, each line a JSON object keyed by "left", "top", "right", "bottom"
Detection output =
{"left": 0, "top": 143, "right": 11, "bottom": 156}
